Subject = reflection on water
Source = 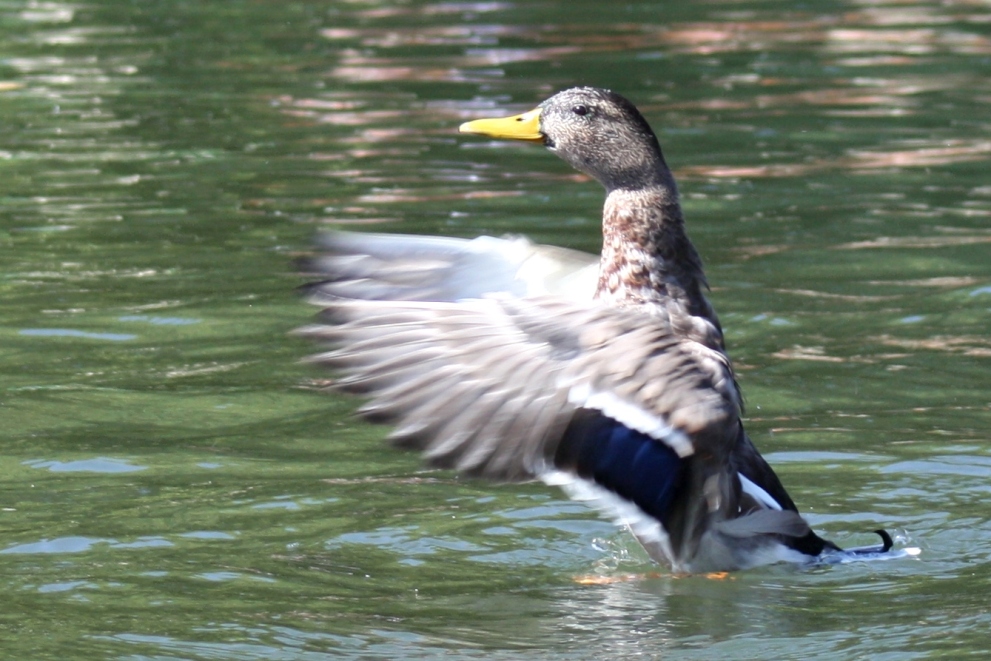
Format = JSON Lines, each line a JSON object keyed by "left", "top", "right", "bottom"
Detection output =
{"left": 1, "top": 0, "right": 991, "bottom": 658}
{"left": 23, "top": 457, "right": 147, "bottom": 472}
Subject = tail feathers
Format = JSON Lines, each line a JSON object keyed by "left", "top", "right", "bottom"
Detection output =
{"left": 715, "top": 509, "right": 810, "bottom": 539}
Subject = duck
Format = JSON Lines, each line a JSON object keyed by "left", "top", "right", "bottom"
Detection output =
{"left": 298, "top": 87, "right": 898, "bottom": 573}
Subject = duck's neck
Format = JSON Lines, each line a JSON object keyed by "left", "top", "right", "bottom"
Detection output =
{"left": 595, "top": 186, "right": 723, "bottom": 343}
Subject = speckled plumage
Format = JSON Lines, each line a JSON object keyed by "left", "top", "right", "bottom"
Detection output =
{"left": 598, "top": 187, "right": 722, "bottom": 349}
{"left": 533, "top": 88, "right": 721, "bottom": 348}
{"left": 298, "top": 87, "right": 898, "bottom": 573}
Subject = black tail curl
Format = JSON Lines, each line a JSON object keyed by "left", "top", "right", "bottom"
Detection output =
{"left": 844, "top": 529, "right": 894, "bottom": 555}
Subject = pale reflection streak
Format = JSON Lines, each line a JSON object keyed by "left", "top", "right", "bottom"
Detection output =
{"left": 319, "top": 4, "right": 991, "bottom": 79}
{"left": 278, "top": 76, "right": 579, "bottom": 220}
{"left": 867, "top": 277, "right": 982, "bottom": 288}
{"left": 825, "top": 27, "right": 991, "bottom": 56}
{"left": 315, "top": 4, "right": 991, "bottom": 178}
{"left": 305, "top": 4, "right": 991, "bottom": 223}
{"left": 654, "top": 10, "right": 991, "bottom": 56}
{"left": 321, "top": 22, "right": 582, "bottom": 83}
{"left": 773, "top": 346, "right": 869, "bottom": 363}
{"left": 658, "top": 11, "right": 991, "bottom": 178}
{"left": 837, "top": 230, "right": 991, "bottom": 250}
{"left": 681, "top": 138, "right": 991, "bottom": 179}
{"left": 5, "top": 4, "right": 159, "bottom": 229}
{"left": 770, "top": 341, "right": 987, "bottom": 364}
{"left": 329, "top": 2, "right": 512, "bottom": 21}
{"left": 873, "top": 334, "right": 991, "bottom": 357}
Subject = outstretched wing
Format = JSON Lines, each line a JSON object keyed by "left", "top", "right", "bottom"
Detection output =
{"left": 301, "top": 230, "right": 598, "bottom": 303}
{"left": 297, "top": 231, "right": 828, "bottom": 571}
{"left": 297, "top": 295, "right": 741, "bottom": 482}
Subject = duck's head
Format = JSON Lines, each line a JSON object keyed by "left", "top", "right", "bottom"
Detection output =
{"left": 460, "top": 87, "right": 671, "bottom": 192}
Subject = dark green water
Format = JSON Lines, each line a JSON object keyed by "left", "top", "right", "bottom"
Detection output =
{"left": 2, "top": 0, "right": 990, "bottom": 657}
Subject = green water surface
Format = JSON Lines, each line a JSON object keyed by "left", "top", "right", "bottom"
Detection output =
{"left": 2, "top": 0, "right": 990, "bottom": 658}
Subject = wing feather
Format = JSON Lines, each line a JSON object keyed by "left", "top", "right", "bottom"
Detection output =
{"left": 298, "top": 295, "right": 741, "bottom": 481}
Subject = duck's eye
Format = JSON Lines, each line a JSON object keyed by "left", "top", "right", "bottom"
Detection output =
{"left": 571, "top": 105, "right": 589, "bottom": 117}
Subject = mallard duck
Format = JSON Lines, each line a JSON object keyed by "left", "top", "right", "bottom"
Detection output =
{"left": 299, "top": 87, "right": 901, "bottom": 573}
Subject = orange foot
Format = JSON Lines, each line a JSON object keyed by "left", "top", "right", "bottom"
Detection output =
{"left": 573, "top": 573, "right": 663, "bottom": 585}
{"left": 573, "top": 571, "right": 733, "bottom": 584}
{"left": 671, "top": 571, "right": 734, "bottom": 580}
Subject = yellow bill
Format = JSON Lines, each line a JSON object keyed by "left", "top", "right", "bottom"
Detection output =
{"left": 459, "top": 107, "right": 544, "bottom": 142}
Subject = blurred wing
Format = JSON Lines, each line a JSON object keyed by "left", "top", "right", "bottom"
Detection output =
{"left": 301, "top": 230, "right": 598, "bottom": 303}
{"left": 297, "top": 295, "right": 741, "bottom": 482}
